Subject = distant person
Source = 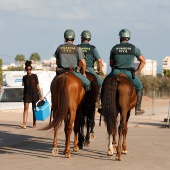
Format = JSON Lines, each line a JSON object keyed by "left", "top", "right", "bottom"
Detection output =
{"left": 78, "top": 30, "right": 103, "bottom": 103}
{"left": 54, "top": 29, "right": 90, "bottom": 91}
{"left": 104, "top": 29, "right": 146, "bottom": 115}
{"left": 19, "top": 60, "right": 42, "bottom": 129}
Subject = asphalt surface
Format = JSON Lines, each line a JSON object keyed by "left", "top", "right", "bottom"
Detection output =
{"left": 0, "top": 108, "right": 170, "bottom": 170}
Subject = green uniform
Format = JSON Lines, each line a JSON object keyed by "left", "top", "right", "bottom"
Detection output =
{"left": 54, "top": 42, "right": 90, "bottom": 88}
{"left": 104, "top": 42, "right": 142, "bottom": 90}
{"left": 78, "top": 42, "right": 103, "bottom": 87}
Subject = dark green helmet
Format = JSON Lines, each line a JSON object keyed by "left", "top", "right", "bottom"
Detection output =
{"left": 119, "top": 29, "right": 131, "bottom": 40}
{"left": 64, "top": 29, "right": 75, "bottom": 40}
{"left": 81, "top": 30, "right": 91, "bottom": 40}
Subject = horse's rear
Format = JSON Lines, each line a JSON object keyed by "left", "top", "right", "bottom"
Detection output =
{"left": 101, "top": 73, "right": 137, "bottom": 161}
{"left": 46, "top": 72, "right": 85, "bottom": 158}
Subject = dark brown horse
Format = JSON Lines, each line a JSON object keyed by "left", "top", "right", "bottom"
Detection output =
{"left": 44, "top": 72, "right": 85, "bottom": 158}
{"left": 101, "top": 73, "right": 137, "bottom": 161}
{"left": 78, "top": 71, "right": 99, "bottom": 148}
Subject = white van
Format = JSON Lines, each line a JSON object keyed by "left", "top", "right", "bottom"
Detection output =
{"left": 0, "top": 71, "right": 56, "bottom": 110}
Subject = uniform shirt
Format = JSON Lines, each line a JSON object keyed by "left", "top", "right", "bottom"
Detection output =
{"left": 78, "top": 42, "right": 101, "bottom": 67}
{"left": 110, "top": 42, "right": 142, "bottom": 68}
{"left": 54, "top": 42, "right": 84, "bottom": 68}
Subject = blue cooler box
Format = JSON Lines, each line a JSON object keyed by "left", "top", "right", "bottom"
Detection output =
{"left": 34, "top": 100, "right": 50, "bottom": 121}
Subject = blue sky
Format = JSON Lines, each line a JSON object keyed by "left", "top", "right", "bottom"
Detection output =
{"left": 0, "top": 0, "right": 170, "bottom": 72}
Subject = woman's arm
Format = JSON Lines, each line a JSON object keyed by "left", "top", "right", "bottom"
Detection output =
{"left": 37, "top": 84, "right": 43, "bottom": 100}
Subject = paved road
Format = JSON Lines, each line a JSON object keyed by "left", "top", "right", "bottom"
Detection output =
{"left": 0, "top": 109, "right": 170, "bottom": 170}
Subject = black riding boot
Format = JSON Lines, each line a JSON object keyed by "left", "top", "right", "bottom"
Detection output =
{"left": 135, "top": 89, "right": 145, "bottom": 115}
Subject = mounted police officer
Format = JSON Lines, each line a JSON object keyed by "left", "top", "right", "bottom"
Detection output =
{"left": 104, "top": 29, "right": 146, "bottom": 115}
{"left": 78, "top": 30, "right": 103, "bottom": 103}
{"left": 54, "top": 29, "right": 90, "bottom": 91}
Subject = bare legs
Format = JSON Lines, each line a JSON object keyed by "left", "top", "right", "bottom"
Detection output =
{"left": 19, "top": 102, "right": 36, "bottom": 128}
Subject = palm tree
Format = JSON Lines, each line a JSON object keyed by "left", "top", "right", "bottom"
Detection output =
{"left": 30, "top": 52, "right": 41, "bottom": 63}
{"left": 15, "top": 54, "right": 26, "bottom": 65}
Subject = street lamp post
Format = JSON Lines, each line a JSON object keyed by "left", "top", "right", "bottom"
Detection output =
{"left": 152, "top": 61, "right": 155, "bottom": 115}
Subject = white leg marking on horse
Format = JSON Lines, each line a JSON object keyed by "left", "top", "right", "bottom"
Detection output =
{"left": 122, "top": 150, "right": 128, "bottom": 154}
{"left": 52, "top": 147, "right": 58, "bottom": 156}
{"left": 89, "top": 133, "right": 95, "bottom": 141}
{"left": 107, "top": 135, "right": 114, "bottom": 156}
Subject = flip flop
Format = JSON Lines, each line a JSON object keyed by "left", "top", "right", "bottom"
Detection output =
{"left": 19, "top": 124, "right": 26, "bottom": 129}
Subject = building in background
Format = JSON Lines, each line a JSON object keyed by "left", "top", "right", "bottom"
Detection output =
{"left": 42, "top": 57, "right": 56, "bottom": 71}
{"left": 134, "top": 59, "right": 157, "bottom": 77}
{"left": 162, "top": 56, "right": 170, "bottom": 71}
{"left": 1, "top": 57, "right": 107, "bottom": 76}
{"left": 2, "top": 63, "right": 18, "bottom": 70}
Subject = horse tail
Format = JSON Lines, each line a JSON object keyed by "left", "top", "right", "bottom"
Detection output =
{"left": 43, "top": 75, "right": 69, "bottom": 130}
{"left": 102, "top": 76, "right": 118, "bottom": 135}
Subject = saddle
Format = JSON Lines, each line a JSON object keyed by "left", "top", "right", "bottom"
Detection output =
{"left": 56, "top": 67, "right": 75, "bottom": 75}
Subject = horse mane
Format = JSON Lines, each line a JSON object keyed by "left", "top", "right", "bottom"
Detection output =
{"left": 102, "top": 76, "right": 118, "bottom": 135}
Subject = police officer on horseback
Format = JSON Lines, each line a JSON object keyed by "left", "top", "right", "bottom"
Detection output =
{"left": 104, "top": 29, "right": 146, "bottom": 115}
{"left": 54, "top": 29, "right": 90, "bottom": 91}
{"left": 78, "top": 30, "right": 103, "bottom": 103}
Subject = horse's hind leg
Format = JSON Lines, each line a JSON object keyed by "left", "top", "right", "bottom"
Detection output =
{"left": 84, "top": 108, "right": 95, "bottom": 146}
{"left": 73, "top": 107, "right": 81, "bottom": 152}
{"left": 64, "top": 111, "right": 75, "bottom": 158}
{"left": 107, "top": 126, "right": 117, "bottom": 156}
{"left": 116, "top": 110, "right": 129, "bottom": 161}
{"left": 112, "top": 126, "right": 117, "bottom": 152}
{"left": 116, "top": 112, "right": 127, "bottom": 161}
{"left": 84, "top": 117, "right": 90, "bottom": 146}
{"left": 89, "top": 109, "right": 96, "bottom": 141}
{"left": 107, "top": 134, "right": 114, "bottom": 156}
{"left": 78, "top": 114, "right": 85, "bottom": 149}
{"left": 52, "top": 126, "right": 58, "bottom": 156}
{"left": 122, "top": 111, "right": 130, "bottom": 154}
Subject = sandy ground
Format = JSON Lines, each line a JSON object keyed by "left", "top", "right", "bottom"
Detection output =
{"left": 0, "top": 96, "right": 170, "bottom": 128}
{"left": 0, "top": 96, "right": 170, "bottom": 170}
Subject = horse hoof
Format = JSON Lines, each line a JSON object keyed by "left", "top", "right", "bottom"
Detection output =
{"left": 78, "top": 145, "right": 83, "bottom": 149}
{"left": 73, "top": 147, "right": 79, "bottom": 152}
{"left": 84, "top": 141, "right": 90, "bottom": 147}
{"left": 115, "top": 155, "right": 122, "bottom": 161}
{"left": 65, "top": 152, "right": 71, "bottom": 158}
{"left": 89, "top": 133, "right": 95, "bottom": 141}
{"left": 52, "top": 147, "right": 58, "bottom": 156}
{"left": 122, "top": 150, "right": 127, "bottom": 154}
{"left": 107, "top": 150, "right": 114, "bottom": 156}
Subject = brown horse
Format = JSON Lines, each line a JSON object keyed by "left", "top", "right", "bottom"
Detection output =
{"left": 101, "top": 73, "right": 137, "bottom": 161}
{"left": 78, "top": 71, "right": 99, "bottom": 148}
{"left": 44, "top": 72, "right": 85, "bottom": 158}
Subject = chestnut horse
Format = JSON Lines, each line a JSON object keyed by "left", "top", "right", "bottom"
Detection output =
{"left": 44, "top": 72, "right": 85, "bottom": 158}
{"left": 78, "top": 71, "right": 99, "bottom": 148}
{"left": 101, "top": 73, "right": 137, "bottom": 161}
